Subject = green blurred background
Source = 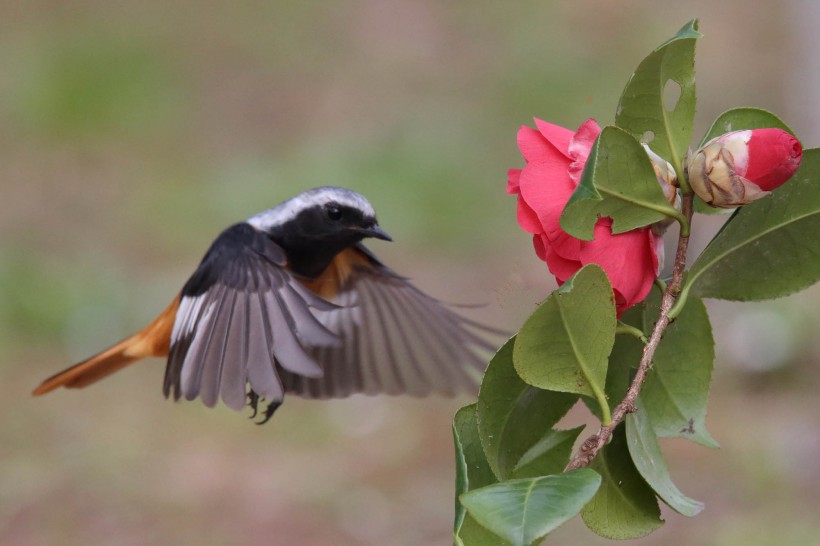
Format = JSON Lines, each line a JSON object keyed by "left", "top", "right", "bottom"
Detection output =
{"left": 3, "top": 2, "right": 820, "bottom": 545}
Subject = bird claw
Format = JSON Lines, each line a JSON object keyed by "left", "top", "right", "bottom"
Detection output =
{"left": 256, "top": 401, "right": 281, "bottom": 425}
{"left": 247, "top": 389, "right": 280, "bottom": 424}
{"left": 248, "top": 390, "right": 260, "bottom": 419}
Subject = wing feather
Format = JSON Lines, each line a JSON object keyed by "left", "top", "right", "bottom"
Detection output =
{"left": 357, "top": 279, "right": 406, "bottom": 395}
{"left": 219, "top": 291, "right": 249, "bottom": 410}
{"left": 245, "top": 292, "right": 283, "bottom": 402}
{"left": 280, "top": 245, "right": 502, "bottom": 399}
{"left": 374, "top": 282, "right": 437, "bottom": 395}
{"left": 165, "top": 223, "right": 337, "bottom": 411}
{"left": 200, "top": 289, "right": 237, "bottom": 407}
{"left": 180, "top": 286, "right": 225, "bottom": 401}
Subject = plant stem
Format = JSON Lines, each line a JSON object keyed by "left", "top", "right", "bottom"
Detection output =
{"left": 653, "top": 277, "right": 667, "bottom": 294}
{"left": 615, "top": 322, "right": 648, "bottom": 345}
{"left": 564, "top": 191, "right": 694, "bottom": 472}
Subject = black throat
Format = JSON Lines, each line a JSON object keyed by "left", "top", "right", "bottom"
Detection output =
{"left": 280, "top": 242, "right": 347, "bottom": 278}
{"left": 267, "top": 225, "right": 361, "bottom": 279}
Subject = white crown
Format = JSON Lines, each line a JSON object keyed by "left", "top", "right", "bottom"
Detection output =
{"left": 247, "top": 186, "right": 376, "bottom": 231}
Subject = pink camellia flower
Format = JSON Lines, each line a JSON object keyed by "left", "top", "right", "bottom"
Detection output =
{"left": 687, "top": 128, "right": 803, "bottom": 208}
{"left": 507, "top": 118, "right": 661, "bottom": 315}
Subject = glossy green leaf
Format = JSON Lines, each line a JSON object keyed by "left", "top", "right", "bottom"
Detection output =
{"left": 640, "top": 292, "right": 718, "bottom": 447}
{"left": 478, "top": 337, "right": 579, "bottom": 480}
{"left": 688, "top": 148, "right": 820, "bottom": 301}
{"left": 583, "top": 301, "right": 648, "bottom": 421}
{"left": 695, "top": 108, "right": 795, "bottom": 214}
{"left": 455, "top": 518, "right": 514, "bottom": 546}
{"left": 581, "top": 426, "right": 664, "bottom": 539}
{"left": 454, "top": 403, "right": 497, "bottom": 495}
{"left": 560, "top": 126, "right": 680, "bottom": 240}
{"left": 461, "top": 470, "right": 602, "bottom": 546}
{"left": 513, "top": 265, "right": 616, "bottom": 417}
{"left": 453, "top": 404, "right": 500, "bottom": 544}
{"left": 698, "top": 107, "right": 795, "bottom": 146}
{"left": 510, "top": 426, "right": 585, "bottom": 479}
{"left": 616, "top": 20, "right": 700, "bottom": 170}
{"left": 626, "top": 400, "right": 704, "bottom": 517}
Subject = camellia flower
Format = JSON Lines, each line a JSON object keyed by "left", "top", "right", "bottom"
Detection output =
{"left": 507, "top": 118, "right": 662, "bottom": 314}
{"left": 687, "top": 128, "right": 803, "bottom": 208}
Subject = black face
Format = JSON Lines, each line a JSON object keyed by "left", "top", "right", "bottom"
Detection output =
{"left": 321, "top": 201, "right": 370, "bottom": 236}
{"left": 267, "top": 201, "right": 389, "bottom": 278}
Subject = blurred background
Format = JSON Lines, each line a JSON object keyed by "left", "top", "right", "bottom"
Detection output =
{"left": 2, "top": 1, "right": 820, "bottom": 544}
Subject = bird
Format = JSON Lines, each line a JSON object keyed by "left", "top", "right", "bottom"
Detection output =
{"left": 33, "top": 186, "right": 499, "bottom": 423}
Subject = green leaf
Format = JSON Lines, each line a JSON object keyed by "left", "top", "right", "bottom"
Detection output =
{"left": 581, "top": 426, "right": 664, "bottom": 539}
{"left": 455, "top": 518, "right": 514, "bottom": 546}
{"left": 688, "top": 148, "right": 820, "bottom": 301}
{"left": 626, "top": 400, "right": 704, "bottom": 517}
{"left": 478, "top": 337, "right": 580, "bottom": 480}
{"left": 454, "top": 405, "right": 510, "bottom": 546}
{"left": 641, "top": 292, "right": 718, "bottom": 447}
{"left": 454, "top": 404, "right": 497, "bottom": 493}
{"left": 510, "top": 426, "right": 585, "bottom": 479}
{"left": 461, "top": 470, "right": 602, "bottom": 546}
{"left": 513, "top": 265, "right": 616, "bottom": 421}
{"left": 695, "top": 108, "right": 796, "bottom": 214}
{"left": 615, "top": 20, "right": 701, "bottom": 172}
{"left": 582, "top": 303, "right": 645, "bottom": 420}
{"left": 698, "top": 107, "right": 795, "bottom": 147}
{"left": 560, "top": 126, "right": 681, "bottom": 240}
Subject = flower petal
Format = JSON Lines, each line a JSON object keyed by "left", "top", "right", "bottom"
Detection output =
{"left": 517, "top": 126, "right": 554, "bottom": 163}
{"left": 570, "top": 119, "right": 602, "bottom": 159}
{"left": 544, "top": 224, "right": 582, "bottom": 260}
{"left": 516, "top": 195, "right": 542, "bottom": 234}
{"left": 744, "top": 128, "right": 803, "bottom": 191}
{"left": 532, "top": 233, "right": 547, "bottom": 262}
{"left": 518, "top": 161, "right": 576, "bottom": 233}
{"left": 578, "top": 222, "right": 657, "bottom": 312}
{"left": 568, "top": 119, "right": 602, "bottom": 185}
{"left": 533, "top": 118, "right": 574, "bottom": 159}
{"left": 507, "top": 168, "right": 522, "bottom": 194}
{"left": 540, "top": 234, "right": 582, "bottom": 285}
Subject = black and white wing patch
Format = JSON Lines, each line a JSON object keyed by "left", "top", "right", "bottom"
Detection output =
{"left": 279, "top": 245, "right": 501, "bottom": 399}
{"left": 163, "top": 223, "right": 338, "bottom": 411}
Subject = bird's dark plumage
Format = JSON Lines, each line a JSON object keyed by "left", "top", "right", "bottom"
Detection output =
{"left": 33, "top": 186, "right": 500, "bottom": 423}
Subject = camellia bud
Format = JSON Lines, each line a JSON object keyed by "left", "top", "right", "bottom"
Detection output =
{"left": 642, "top": 143, "right": 679, "bottom": 207}
{"left": 687, "top": 128, "right": 802, "bottom": 208}
{"left": 642, "top": 144, "right": 679, "bottom": 268}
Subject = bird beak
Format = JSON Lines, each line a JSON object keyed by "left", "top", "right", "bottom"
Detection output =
{"left": 364, "top": 224, "right": 392, "bottom": 241}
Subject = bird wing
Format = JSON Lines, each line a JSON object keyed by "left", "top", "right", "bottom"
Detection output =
{"left": 280, "top": 244, "right": 501, "bottom": 399}
{"left": 164, "top": 223, "right": 339, "bottom": 411}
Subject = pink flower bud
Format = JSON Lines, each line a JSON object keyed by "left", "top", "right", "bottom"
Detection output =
{"left": 687, "top": 129, "right": 802, "bottom": 208}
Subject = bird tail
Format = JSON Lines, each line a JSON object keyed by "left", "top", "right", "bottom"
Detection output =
{"left": 32, "top": 295, "right": 180, "bottom": 396}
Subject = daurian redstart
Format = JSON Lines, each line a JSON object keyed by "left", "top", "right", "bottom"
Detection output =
{"left": 33, "top": 187, "right": 497, "bottom": 423}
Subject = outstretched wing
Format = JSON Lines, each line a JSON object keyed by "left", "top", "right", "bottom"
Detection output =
{"left": 164, "top": 223, "right": 338, "bottom": 410}
{"left": 280, "top": 245, "right": 501, "bottom": 399}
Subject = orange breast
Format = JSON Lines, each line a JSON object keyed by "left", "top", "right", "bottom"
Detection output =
{"left": 299, "top": 246, "right": 371, "bottom": 300}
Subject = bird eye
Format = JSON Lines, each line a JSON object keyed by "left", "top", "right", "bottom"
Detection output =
{"left": 326, "top": 205, "right": 343, "bottom": 221}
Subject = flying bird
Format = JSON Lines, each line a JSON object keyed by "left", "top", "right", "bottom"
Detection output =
{"left": 33, "top": 187, "right": 498, "bottom": 423}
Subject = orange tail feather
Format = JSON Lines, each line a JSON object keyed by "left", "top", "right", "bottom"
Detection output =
{"left": 32, "top": 295, "right": 180, "bottom": 396}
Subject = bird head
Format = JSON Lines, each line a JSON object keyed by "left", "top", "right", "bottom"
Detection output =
{"left": 247, "top": 187, "right": 391, "bottom": 277}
